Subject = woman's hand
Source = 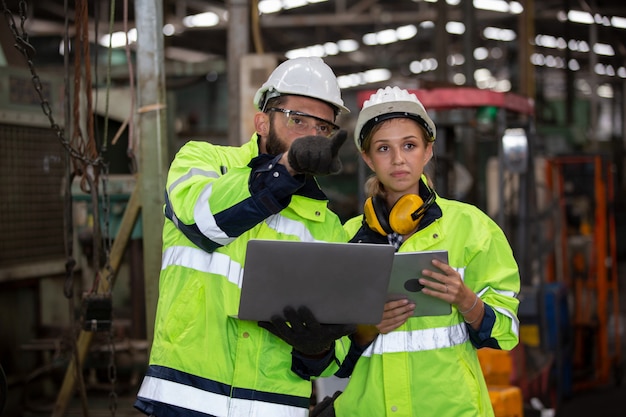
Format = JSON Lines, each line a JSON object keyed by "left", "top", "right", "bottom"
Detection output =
{"left": 353, "top": 299, "right": 415, "bottom": 346}
{"left": 419, "top": 259, "right": 485, "bottom": 329}
{"left": 377, "top": 298, "right": 415, "bottom": 334}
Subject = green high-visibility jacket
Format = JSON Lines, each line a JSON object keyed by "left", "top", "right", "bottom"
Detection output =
{"left": 135, "top": 135, "right": 349, "bottom": 417}
{"left": 336, "top": 192, "right": 520, "bottom": 417}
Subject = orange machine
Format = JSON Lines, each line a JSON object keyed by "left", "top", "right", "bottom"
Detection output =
{"left": 544, "top": 155, "right": 621, "bottom": 391}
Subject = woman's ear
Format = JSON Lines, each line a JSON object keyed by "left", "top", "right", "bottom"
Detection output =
{"left": 362, "top": 151, "right": 375, "bottom": 172}
{"left": 425, "top": 143, "right": 434, "bottom": 163}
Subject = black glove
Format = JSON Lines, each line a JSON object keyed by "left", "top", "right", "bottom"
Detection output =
{"left": 287, "top": 129, "right": 347, "bottom": 176}
{"left": 310, "top": 390, "right": 341, "bottom": 417}
{"left": 258, "top": 306, "right": 356, "bottom": 356}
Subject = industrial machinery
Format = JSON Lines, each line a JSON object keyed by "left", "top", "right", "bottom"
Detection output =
{"left": 544, "top": 154, "right": 622, "bottom": 391}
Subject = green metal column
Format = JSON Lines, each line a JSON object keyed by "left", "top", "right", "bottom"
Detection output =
{"left": 228, "top": 0, "right": 250, "bottom": 146}
{"left": 134, "top": 0, "right": 169, "bottom": 343}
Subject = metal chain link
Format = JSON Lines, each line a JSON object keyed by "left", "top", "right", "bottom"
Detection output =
{"left": 2, "top": 1, "right": 119, "bottom": 414}
{"left": 1, "top": 0, "right": 104, "bottom": 169}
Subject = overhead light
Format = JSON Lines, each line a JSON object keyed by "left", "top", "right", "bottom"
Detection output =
{"left": 494, "top": 79, "right": 511, "bottom": 92}
{"left": 474, "top": 47, "right": 489, "bottom": 60}
{"left": 363, "top": 24, "right": 417, "bottom": 46}
{"left": 337, "top": 39, "right": 359, "bottom": 53}
{"left": 323, "top": 42, "right": 339, "bottom": 55}
{"left": 474, "top": 0, "right": 508, "bottom": 13}
{"left": 567, "top": 10, "right": 594, "bottom": 24}
{"left": 183, "top": 12, "right": 219, "bottom": 28}
{"left": 258, "top": 0, "right": 328, "bottom": 14}
{"left": 611, "top": 16, "right": 626, "bottom": 29}
{"left": 285, "top": 41, "right": 349, "bottom": 59}
{"left": 473, "top": 0, "right": 523, "bottom": 14}
{"left": 530, "top": 53, "right": 545, "bottom": 66}
{"left": 409, "top": 58, "right": 438, "bottom": 74}
{"left": 337, "top": 68, "right": 391, "bottom": 89}
{"left": 535, "top": 34, "right": 567, "bottom": 49}
{"left": 483, "top": 27, "right": 516, "bottom": 41}
{"left": 99, "top": 29, "right": 137, "bottom": 48}
{"left": 596, "top": 14, "right": 610, "bottom": 26}
{"left": 283, "top": 0, "right": 308, "bottom": 9}
{"left": 605, "top": 65, "right": 615, "bottom": 76}
{"left": 285, "top": 44, "right": 325, "bottom": 59}
{"left": 163, "top": 24, "right": 176, "bottom": 36}
{"left": 564, "top": 10, "right": 626, "bottom": 29}
{"left": 258, "top": 0, "right": 282, "bottom": 13}
{"left": 447, "top": 53, "right": 465, "bottom": 66}
{"left": 593, "top": 43, "right": 615, "bottom": 56}
{"left": 452, "top": 73, "right": 466, "bottom": 85}
{"left": 568, "top": 59, "right": 580, "bottom": 71}
{"left": 597, "top": 84, "right": 613, "bottom": 99}
{"left": 397, "top": 25, "right": 418, "bottom": 40}
{"left": 446, "top": 22, "right": 465, "bottom": 35}
{"left": 595, "top": 63, "right": 607, "bottom": 75}
{"left": 376, "top": 29, "right": 398, "bottom": 45}
{"left": 285, "top": 38, "right": 359, "bottom": 59}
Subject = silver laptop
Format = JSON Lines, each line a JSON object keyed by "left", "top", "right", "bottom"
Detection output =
{"left": 387, "top": 250, "right": 452, "bottom": 316}
{"left": 237, "top": 239, "right": 396, "bottom": 324}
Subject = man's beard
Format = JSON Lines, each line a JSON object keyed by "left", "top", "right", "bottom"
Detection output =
{"left": 264, "top": 123, "right": 288, "bottom": 156}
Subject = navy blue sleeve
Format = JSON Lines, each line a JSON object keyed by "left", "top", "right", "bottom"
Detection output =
{"left": 165, "top": 154, "right": 305, "bottom": 253}
{"left": 334, "top": 334, "right": 371, "bottom": 378}
{"left": 467, "top": 303, "right": 502, "bottom": 349}
{"left": 290, "top": 334, "right": 372, "bottom": 380}
{"left": 291, "top": 348, "right": 336, "bottom": 381}
{"left": 247, "top": 154, "right": 305, "bottom": 210}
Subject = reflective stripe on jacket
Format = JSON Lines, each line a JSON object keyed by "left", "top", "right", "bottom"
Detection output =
{"left": 135, "top": 136, "right": 349, "bottom": 417}
{"left": 337, "top": 194, "right": 520, "bottom": 417}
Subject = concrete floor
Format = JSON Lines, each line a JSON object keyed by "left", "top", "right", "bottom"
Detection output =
{"left": 59, "top": 345, "right": 626, "bottom": 417}
{"left": 8, "top": 346, "right": 625, "bottom": 417}
{"left": 555, "top": 382, "right": 626, "bottom": 417}
{"left": 58, "top": 377, "right": 626, "bottom": 417}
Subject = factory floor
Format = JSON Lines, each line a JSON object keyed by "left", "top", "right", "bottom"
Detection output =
{"left": 20, "top": 351, "right": 625, "bottom": 417}
{"left": 47, "top": 375, "right": 626, "bottom": 417}
{"left": 556, "top": 382, "right": 626, "bottom": 417}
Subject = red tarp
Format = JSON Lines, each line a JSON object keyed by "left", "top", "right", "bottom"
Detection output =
{"left": 356, "top": 87, "right": 535, "bottom": 115}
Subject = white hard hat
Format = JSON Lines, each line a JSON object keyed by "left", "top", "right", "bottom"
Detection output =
{"left": 354, "top": 86, "right": 436, "bottom": 150}
{"left": 254, "top": 57, "right": 350, "bottom": 115}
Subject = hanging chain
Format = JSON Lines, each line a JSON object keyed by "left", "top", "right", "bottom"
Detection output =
{"left": 2, "top": 1, "right": 119, "bottom": 414}
{"left": 1, "top": 0, "right": 104, "bottom": 170}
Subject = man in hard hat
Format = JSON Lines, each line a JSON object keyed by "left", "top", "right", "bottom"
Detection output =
{"left": 134, "top": 57, "right": 356, "bottom": 417}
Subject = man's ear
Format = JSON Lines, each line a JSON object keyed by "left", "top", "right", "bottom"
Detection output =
{"left": 254, "top": 112, "right": 269, "bottom": 136}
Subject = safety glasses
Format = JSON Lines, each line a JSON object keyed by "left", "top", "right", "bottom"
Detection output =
{"left": 267, "top": 107, "right": 339, "bottom": 138}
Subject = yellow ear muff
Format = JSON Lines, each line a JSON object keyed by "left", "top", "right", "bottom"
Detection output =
{"left": 388, "top": 194, "right": 425, "bottom": 235}
{"left": 363, "top": 196, "right": 393, "bottom": 235}
{"left": 364, "top": 194, "right": 427, "bottom": 236}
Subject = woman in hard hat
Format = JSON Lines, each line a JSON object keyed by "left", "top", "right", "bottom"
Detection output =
{"left": 313, "top": 86, "right": 521, "bottom": 417}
